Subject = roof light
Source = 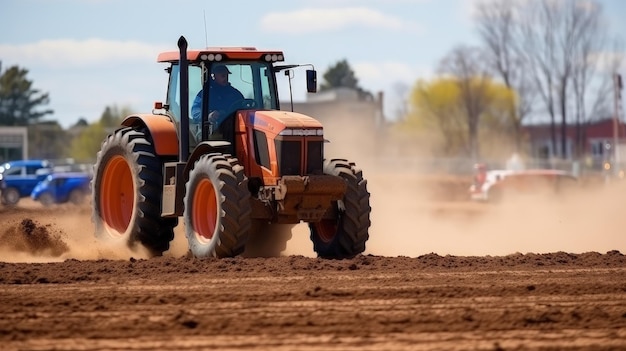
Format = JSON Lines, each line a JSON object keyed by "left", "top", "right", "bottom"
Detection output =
{"left": 264, "top": 53, "right": 285, "bottom": 62}
{"left": 201, "top": 53, "right": 221, "bottom": 61}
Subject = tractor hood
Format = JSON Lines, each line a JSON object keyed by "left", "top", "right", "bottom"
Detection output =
{"left": 243, "top": 110, "right": 323, "bottom": 137}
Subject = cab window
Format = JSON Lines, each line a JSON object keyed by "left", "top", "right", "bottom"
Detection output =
{"left": 167, "top": 61, "right": 279, "bottom": 121}
{"left": 4, "top": 166, "right": 23, "bottom": 176}
{"left": 26, "top": 165, "right": 42, "bottom": 175}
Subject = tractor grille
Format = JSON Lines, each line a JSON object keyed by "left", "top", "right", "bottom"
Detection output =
{"left": 306, "top": 141, "right": 323, "bottom": 174}
{"left": 275, "top": 140, "right": 301, "bottom": 175}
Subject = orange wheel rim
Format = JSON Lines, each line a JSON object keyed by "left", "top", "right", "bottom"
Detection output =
{"left": 193, "top": 178, "right": 218, "bottom": 241}
{"left": 315, "top": 219, "right": 338, "bottom": 243}
{"left": 100, "top": 155, "right": 133, "bottom": 233}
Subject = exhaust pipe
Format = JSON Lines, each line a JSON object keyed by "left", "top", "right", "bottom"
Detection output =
{"left": 178, "top": 36, "right": 189, "bottom": 162}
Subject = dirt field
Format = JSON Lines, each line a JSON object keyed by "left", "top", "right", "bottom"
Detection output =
{"left": 1, "top": 174, "right": 625, "bottom": 350}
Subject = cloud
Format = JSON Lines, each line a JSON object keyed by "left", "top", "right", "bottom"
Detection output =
{"left": 588, "top": 51, "right": 626, "bottom": 73}
{"left": 349, "top": 60, "right": 436, "bottom": 120}
{"left": 0, "top": 39, "right": 172, "bottom": 127}
{"left": 352, "top": 61, "right": 423, "bottom": 87}
{"left": 314, "top": 0, "right": 430, "bottom": 3}
{"left": 260, "top": 7, "right": 422, "bottom": 34}
{"left": 0, "top": 39, "right": 171, "bottom": 69}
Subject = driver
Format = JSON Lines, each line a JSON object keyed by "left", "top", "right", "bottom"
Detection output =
{"left": 191, "top": 64, "right": 244, "bottom": 129}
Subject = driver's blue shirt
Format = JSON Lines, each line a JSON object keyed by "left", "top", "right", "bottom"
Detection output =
{"left": 191, "top": 81, "right": 244, "bottom": 124}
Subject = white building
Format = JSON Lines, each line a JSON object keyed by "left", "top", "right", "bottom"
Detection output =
{"left": 0, "top": 127, "right": 28, "bottom": 163}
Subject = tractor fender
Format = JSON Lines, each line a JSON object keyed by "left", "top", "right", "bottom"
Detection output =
{"left": 184, "top": 141, "right": 232, "bottom": 174}
{"left": 121, "top": 114, "right": 179, "bottom": 156}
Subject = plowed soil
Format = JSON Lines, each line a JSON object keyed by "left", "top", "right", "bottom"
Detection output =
{"left": 1, "top": 174, "right": 625, "bottom": 351}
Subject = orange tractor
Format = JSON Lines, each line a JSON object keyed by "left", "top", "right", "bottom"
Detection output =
{"left": 91, "top": 36, "right": 371, "bottom": 259}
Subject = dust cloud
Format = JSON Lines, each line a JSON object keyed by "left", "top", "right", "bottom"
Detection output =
{"left": 1, "top": 118, "right": 624, "bottom": 263}
{"left": 0, "top": 203, "right": 153, "bottom": 263}
{"left": 282, "top": 167, "right": 625, "bottom": 258}
{"left": 284, "top": 114, "right": 626, "bottom": 257}
{"left": 365, "top": 175, "right": 624, "bottom": 257}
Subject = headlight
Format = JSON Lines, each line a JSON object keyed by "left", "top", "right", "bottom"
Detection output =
{"left": 278, "top": 128, "right": 323, "bottom": 136}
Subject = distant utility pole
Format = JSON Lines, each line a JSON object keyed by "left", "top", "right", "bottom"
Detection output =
{"left": 614, "top": 73, "right": 623, "bottom": 174}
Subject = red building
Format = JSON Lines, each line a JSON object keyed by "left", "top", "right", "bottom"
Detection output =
{"left": 523, "top": 117, "right": 626, "bottom": 166}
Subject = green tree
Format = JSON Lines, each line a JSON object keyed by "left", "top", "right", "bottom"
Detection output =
{"left": 0, "top": 64, "right": 53, "bottom": 125}
{"left": 68, "top": 104, "right": 130, "bottom": 162}
{"left": 73, "top": 118, "right": 89, "bottom": 128}
{"left": 320, "top": 59, "right": 372, "bottom": 99}
{"left": 29, "top": 121, "right": 70, "bottom": 160}
{"left": 69, "top": 122, "right": 106, "bottom": 162}
{"left": 100, "top": 105, "right": 130, "bottom": 128}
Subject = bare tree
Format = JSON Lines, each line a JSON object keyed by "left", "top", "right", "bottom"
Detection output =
{"left": 475, "top": 0, "right": 536, "bottom": 152}
{"left": 391, "top": 81, "right": 410, "bottom": 121}
{"left": 570, "top": 2, "right": 607, "bottom": 157}
{"left": 438, "top": 46, "right": 494, "bottom": 160}
{"left": 517, "top": 0, "right": 611, "bottom": 159}
{"left": 515, "top": 0, "right": 562, "bottom": 158}
{"left": 584, "top": 38, "right": 625, "bottom": 124}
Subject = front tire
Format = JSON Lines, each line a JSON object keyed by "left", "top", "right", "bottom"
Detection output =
{"left": 309, "top": 159, "right": 371, "bottom": 259}
{"left": 91, "top": 126, "right": 177, "bottom": 256}
{"left": 2, "top": 187, "right": 20, "bottom": 206}
{"left": 184, "top": 154, "right": 251, "bottom": 258}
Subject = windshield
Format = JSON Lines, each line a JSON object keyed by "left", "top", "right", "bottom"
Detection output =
{"left": 166, "top": 61, "right": 278, "bottom": 123}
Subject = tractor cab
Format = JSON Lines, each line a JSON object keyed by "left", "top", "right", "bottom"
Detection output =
{"left": 158, "top": 48, "right": 317, "bottom": 153}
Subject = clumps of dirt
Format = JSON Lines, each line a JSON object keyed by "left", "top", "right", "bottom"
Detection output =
{"left": 0, "top": 218, "right": 69, "bottom": 257}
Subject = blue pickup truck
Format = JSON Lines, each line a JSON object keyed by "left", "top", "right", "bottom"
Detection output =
{"left": 30, "top": 172, "right": 91, "bottom": 206}
{"left": 0, "top": 159, "right": 52, "bottom": 205}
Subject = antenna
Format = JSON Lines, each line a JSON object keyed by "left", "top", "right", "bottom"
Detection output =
{"left": 203, "top": 10, "right": 208, "bottom": 48}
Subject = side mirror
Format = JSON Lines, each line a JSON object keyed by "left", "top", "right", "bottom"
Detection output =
{"left": 306, "top": 70, "right": 317, "bottom": 93}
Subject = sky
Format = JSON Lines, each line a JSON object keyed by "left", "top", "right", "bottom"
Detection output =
{"left": 1, "top": 0, "right": 625, "bottom": 129}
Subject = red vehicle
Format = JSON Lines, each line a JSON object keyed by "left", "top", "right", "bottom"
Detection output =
{"left": 469, "top": 165, "right": 578, "bottom": 202}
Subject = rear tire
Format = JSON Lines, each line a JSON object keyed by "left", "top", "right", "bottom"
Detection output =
{"left": 39, "top": 193, "right": 54, "bottom": 207}
{"left": 184, "top": 154, "right": 251, "bottom": 258}
{"left": 309, "top": 159, "right": 371, "bottom": 259}
{"left": 91, "top": 126, "right": 177, "bottom": 256}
